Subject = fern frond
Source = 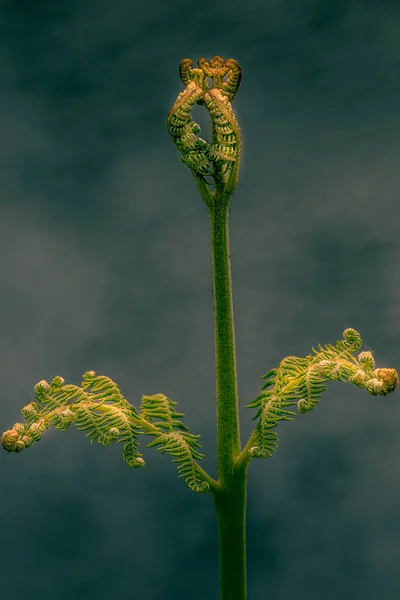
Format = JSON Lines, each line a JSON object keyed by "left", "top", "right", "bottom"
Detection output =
{"left": 168, "top": 55, "right": 243, "bottom": 200}
{"left": 139, "top": 394, "right": 210, "bottom": 493}
{"left": 167, "top": 80, "right": 212, "bottom": 179}
{"left": 246, "top": 328, "right": 398, "bottom": 459}
{"left": 1, "top": 371, "right": 145, "bottom": 468}
{"left": 2, "top": 378, "right": 213, "bottom": 493}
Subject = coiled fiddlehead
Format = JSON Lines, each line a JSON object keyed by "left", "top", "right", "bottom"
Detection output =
{"left": 1, "top": 373, "right": 212, "bottom": 493}
{"left": 167, "top": 55, "right": 242, "bottom": 207}
{"left": 167, "top": 81, "right": 212, "bottom": 178}
{"left": 203, "top": 88, "right": 240, "bottom": 176}
{"left": 197, "top": 56, "right": 242, "bottom": 101}
{"left": 245, "top": 328, "right": 398, "bottom": 459}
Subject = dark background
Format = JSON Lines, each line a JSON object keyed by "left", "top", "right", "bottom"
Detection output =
{"left": 1, "top": 1, "right": 400, "bottom": 599}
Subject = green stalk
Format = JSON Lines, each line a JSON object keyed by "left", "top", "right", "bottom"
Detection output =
{"left": 208, "top": 198, "right": 247, "bottom": 600}
{"left": 213, "top": 467, "right": 247, "bottom": 600}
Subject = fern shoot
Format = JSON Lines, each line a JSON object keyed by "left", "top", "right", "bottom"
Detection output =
{"left": 2, "top": 56, "right": 398, "bottom": 600}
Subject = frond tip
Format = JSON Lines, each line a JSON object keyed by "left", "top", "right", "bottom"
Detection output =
{"left": 245, "top": 328, "right": 398, "bottom": 459}
{"left": 167, "top": 55, "right": 243, "bottom": 200}
{"left": 1, "top": 372, "right": 145, "bottom": 468}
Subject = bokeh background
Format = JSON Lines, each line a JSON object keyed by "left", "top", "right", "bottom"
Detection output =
{"left": 1, "top": 1, "right": 400, "bottom": 599}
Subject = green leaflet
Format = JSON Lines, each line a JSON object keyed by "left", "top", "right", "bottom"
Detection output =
{"left": 140, "top": 394, "right": 210, "bottom": 493}
{"left": 246, "top": 328, "right": 399, "bottom": 459}
{"left": 1, "top": 373, "right": 210, "bottom": 493}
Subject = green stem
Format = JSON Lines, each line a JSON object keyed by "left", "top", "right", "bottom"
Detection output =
{"left": 213, "top": 469, "right": 247, "bottom": 600}
{"left": 208, "top": 197, "right": 247, "bottom": 600}
{"left": 209, "top": 199, "right": 240, "bottom": 482}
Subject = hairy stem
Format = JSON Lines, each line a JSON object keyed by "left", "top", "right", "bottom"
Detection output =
{"left": 233, "top": 431, "right": 255, "bottom": 474}
{"left": 208, "top": 196, "right": 247, "bottom": 599}
{"left": 213, "top": 468, "right": 247, "bottom": 600}
{"left": 209, "top": 200, "right": 241, "bottom": 483}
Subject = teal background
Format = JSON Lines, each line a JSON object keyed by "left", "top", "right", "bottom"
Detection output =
{"left": 1, "top": 1, "right": 400, "bottom": 598}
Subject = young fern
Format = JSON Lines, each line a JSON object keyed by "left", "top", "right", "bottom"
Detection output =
{"left": 1, "top": 371, "right": 213, "bottom": 493}
{"left": 2, "top": 55, "right": 398, "bottom": 600}
{"left": 167, "top": 55, "right": 242, "bottom": 209}
{"left": 241, "top": 328, "right": 399, "bottom": 462}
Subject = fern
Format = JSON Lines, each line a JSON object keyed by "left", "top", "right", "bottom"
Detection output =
{"left": 1, "top": 372, "right": 211, "bottom": 493}
{"left": 245, "top": 328, "right": 399, "bottom": 459}
{"left": 2, "top": 55, "right": 399, "bottom": 600}
{"left": 167, "top": 55, "right": 242, "bottom": 206}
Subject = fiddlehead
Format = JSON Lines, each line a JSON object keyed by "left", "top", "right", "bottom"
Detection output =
{"left": 197, "top": 56, "right": 242, "bottom": 101}
{"left": 179, "top": 58, "right": 209, "bottom": 94}
{"left": 140, "top": 393, "right": 210, "bottom": 493}
{"left": 167, "top": 55, "right": 243, "bottom": 206}
{"left": 167, "top": 81, "right": 212, "bottom": 178}
{"left": 220, "top": 59, "right": 242, "bottom": 102}
{"left": 243, "top": 329, "right": 398, "bottom": 460}
{"left": 1, "top": 374, "right": 214, "bottom": 493}
{"left": 203, "top": 88, "right": 241, "bottom": 186}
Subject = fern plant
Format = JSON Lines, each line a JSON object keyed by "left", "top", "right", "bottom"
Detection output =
{"left": 2, "top": 55, "right": 398, "bottom": 600}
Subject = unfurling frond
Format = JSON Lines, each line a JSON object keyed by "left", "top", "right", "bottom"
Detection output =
{"left": 1, "top": 372, "right": 145, "bottom": 467}
{"left": 140, "top": 394, "right": 210, "bottom": 493}
{"left": 167, "top": 81, "right": 212, "bottom": 179}
{"left": 1, "top": 377, "right": 212, "bottom": 493}
{"left": 167, "top": 55, "right": 242, "bottom": 204}
{"left": 246, "top": 328, "right": 398, "bottom": 459}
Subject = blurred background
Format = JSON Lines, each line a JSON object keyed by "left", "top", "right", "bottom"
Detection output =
{"left": 1, "top": 1, "right": 400, "bottom": 598}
